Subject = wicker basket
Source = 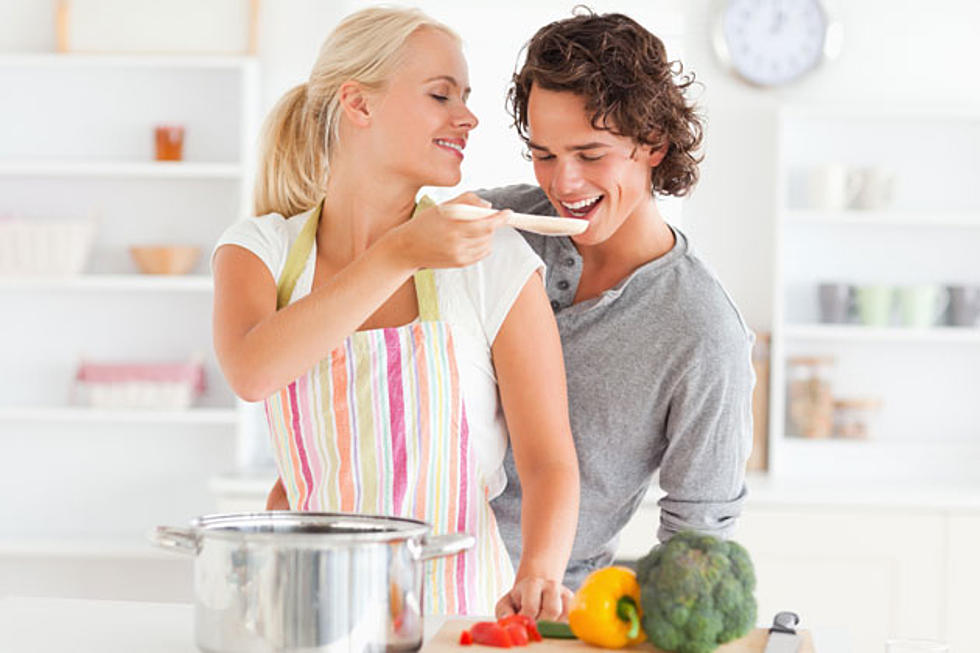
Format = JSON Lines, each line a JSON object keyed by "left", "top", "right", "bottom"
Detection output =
{"left": 74, "top": 359, "right": 206, "bottom": 410}
{"left": 0, "top": 218, "right": 95, "bottom": 276}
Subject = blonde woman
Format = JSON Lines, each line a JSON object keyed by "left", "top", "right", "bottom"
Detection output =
{"left": 212, "top": 8, "right": 578, "bottom": 617}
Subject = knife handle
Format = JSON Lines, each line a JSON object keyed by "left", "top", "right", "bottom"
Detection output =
{"left": 770, "top": 611, "right": 800, "bottom": 634}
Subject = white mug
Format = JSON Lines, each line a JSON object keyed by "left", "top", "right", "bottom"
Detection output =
{"left": 806, "top": 164, "right": 859, "bottom": 210}
{"left": 897, "top": 285, "right": 949, "bottom": 328}
{"left": 849, "top": 167, "right": 895, "bottom": 210}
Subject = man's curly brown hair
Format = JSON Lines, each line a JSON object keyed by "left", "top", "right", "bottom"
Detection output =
{"left": 508, "top": 9, "right": 703, "bottom": 197}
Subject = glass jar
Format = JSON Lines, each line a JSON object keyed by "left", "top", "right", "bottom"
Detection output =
{"left": 155, "top": 124, "right": 185, "bottom": 161}
{"left": 786, "top": 356, "right": 834, "bottom": 439}
{"left": 833, "top": 398, "right": 882, "bottom": 440}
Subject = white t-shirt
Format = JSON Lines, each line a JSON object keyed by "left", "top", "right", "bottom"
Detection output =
{"left": 212, "top": 206, "right": 544, "bottom": 498}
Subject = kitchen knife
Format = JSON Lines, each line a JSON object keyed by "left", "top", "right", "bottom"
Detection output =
{"left": 762, "top": 611, "right": 801, "bottom": 653}
{"left": 439, "top": 203, "right": 589, "bottom": 236}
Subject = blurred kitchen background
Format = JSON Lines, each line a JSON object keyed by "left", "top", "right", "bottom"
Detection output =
{"left": 1, "top": 1, "right": 978, "bottom": 651}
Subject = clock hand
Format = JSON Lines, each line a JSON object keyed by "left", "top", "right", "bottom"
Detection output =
{"left": 769, "top": 0, "right": 785, "bottom": 33}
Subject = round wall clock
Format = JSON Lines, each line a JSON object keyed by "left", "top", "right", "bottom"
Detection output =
{"left": 713, "top": 0, "right": 842, "bottom": 87}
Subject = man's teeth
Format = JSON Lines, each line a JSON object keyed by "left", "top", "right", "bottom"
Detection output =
{"left": 435, "top": 139, "right": 463, "bottom": 153}
{"left": 561, "top": 196, "right": 602, "bottom": 211}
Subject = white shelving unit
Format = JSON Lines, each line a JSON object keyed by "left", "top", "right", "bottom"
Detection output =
{"left": 784, "top": 208, "right": 980, "bottom": 228}
{"left": 769, "top": 104, "right": 980, "bottom": 482}
{"left": 0, "top": 274, "right": 212, "bottom": 292}
{"left": 0, "top": 53, "right": 259, "bottom": 592}
{"left": 782, "top": 324, "right": 980, "bottom": 344}
{"left": 0, "top": 274, "right": 212, "bottom": 293}
{"left": 0, "top": 161, "right": 244, "bottom": 178}
{"left": 0, "top": 406, "right": 237, "bottom": 425}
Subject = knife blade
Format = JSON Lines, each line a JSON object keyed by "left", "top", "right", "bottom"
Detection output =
{"left": 762, "top": 611, "right": 801, "bottom": 653}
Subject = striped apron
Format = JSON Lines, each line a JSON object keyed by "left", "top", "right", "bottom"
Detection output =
{"left": 263, "top": 197, "right": 514, "bottom": 615}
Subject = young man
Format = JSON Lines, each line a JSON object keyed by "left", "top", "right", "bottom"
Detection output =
{"left": 264, "top": 9, "right": 753, "bottom": 617}
{"left": 485, "top": 10, "right": 754, "bottom": 614}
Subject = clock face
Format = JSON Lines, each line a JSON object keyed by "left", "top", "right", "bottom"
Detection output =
{"left": 717, "top": 0, "right": 831, "bottom": 86}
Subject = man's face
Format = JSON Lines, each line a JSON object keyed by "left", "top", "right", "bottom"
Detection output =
{"left": 526, "top": 84, "right": 661, "bottom": 246}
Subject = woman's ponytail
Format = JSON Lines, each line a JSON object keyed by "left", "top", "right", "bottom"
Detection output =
{"left": 253, "top": 83, "right": 328, "bottom": 218}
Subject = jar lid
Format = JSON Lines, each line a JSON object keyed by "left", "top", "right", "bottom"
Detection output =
{"left": 833, "top": 397, "right": 882, "bottom": 409}
{"left": 787, "top": 356, "right": 835, "bottom": 365}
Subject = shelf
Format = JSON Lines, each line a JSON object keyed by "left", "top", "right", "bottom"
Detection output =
{"left": 0, "top": 274, "right": 212, "bottom": 292}
{"left": 0, "top": 53, "right": 257, "bottom": 70}
{"left": 778, "top": 436, "right": 980, "bottom": 449}
{"left": 779, "top": 103, "right": 980, "bottom": 121}
{"left": 0, "top": 537, "right": 177, "bottom": 560}
{"left": 0, "top": 161, "right": 243, "bottom": 179}
{"left": 0, "top": 407, "right": 237, "bottom": 425}
{"left": 783, "top": 209, "right": 980, "bottom": 227}
{"left": 782, "top": 324, "right": 980, "bottom": 343}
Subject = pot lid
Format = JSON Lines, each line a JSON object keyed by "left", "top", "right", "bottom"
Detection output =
{"left": 189, "top": 511, "right": 431, "bottom": 545}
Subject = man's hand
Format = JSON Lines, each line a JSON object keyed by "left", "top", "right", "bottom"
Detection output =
{"left": 495, "top": 578, "right": 574, "bottom": 622}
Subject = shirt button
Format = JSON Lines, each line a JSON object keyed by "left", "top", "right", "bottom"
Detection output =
{"left": 557, "top": 280, "right": 570, "bottom": 291}
{"left": 550, "top": 300, "right": 561, "bottom": 311}
{"left": 564, "top": 257, "right": 575, "bottom": 267}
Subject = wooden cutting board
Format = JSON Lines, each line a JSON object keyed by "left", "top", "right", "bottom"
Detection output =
{"left": 422, "top": 619, "right": 815, "bottom": 653}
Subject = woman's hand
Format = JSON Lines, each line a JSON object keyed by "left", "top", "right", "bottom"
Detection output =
{"left": 387, "top": 192, "right": 510, "bottom": 270}
{"left": 491, "top": 273, "right": 580, "bottom": 622}
{"left": 496, "top": 577, "right": 574, "bottom": 622}
{"left": 265, "top": 477, "right": 288, "bottom": 510}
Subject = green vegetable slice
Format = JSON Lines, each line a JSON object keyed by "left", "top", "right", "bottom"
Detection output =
{"left": 536, "top": 620, "right": 576, "bottom": 639}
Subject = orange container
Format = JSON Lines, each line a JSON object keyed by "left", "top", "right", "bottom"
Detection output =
{"left": 154, "top": 124, "right": 185, "bottom": 161}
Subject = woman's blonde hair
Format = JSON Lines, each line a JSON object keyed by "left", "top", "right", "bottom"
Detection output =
{"left": 254, "top": 7, "right": 459, "bottom": 217}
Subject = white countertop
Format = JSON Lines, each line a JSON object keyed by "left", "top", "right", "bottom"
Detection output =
{"left": 0, "top": 597, "right": 449, "bottom": 653}
{"left": 0, "top": 597, "right": 849, "bottom": 653}
{"left": 739, "top": 473, "right": 980, "bottom": 511}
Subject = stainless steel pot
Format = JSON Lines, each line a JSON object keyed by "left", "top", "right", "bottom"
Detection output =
{"left": 152, "top": 512, "right": 473, "bottom": 653}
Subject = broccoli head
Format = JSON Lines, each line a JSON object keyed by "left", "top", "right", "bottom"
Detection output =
{"left": 635, "top": 531, "right": 757, "bottom": 653}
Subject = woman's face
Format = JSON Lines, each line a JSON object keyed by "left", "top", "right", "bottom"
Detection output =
{"left": 526, "top": 85, "right": 659, "bottom": 246}
{"left": 369, "top": 28, "right": 477, "bottom": 188}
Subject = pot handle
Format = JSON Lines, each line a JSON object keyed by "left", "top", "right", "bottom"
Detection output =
{"left": 420, "top": 533, "right": 475, "bottom": 561}
{"left": 150, "top": 525, "right": 200, "bottom": 555}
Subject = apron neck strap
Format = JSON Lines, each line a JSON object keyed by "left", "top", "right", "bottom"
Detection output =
{"left": 412, "top": 195, "right": 441, "bottom": 322}
{"left": 275, "top": 196, "right": 442, "bottom": 322}
{"left": 276, "top": 199, "right": 322, "bottom": 310}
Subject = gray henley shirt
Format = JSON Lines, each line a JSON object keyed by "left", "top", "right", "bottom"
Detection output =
{"left": 478, "top": 184, "right": 755, "bottom": 589}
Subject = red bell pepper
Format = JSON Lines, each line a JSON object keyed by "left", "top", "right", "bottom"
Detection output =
{"left": 470, "top": 621, "right": 513, "bottom": 648}
{"left": 504, "top": 624, "right": 529, "bottom": 646}
{"left": 498, "top": 615, "right": 542, "bottom": 642}
{"left": 461, "top": 615, "right": 548, "bottom": 648}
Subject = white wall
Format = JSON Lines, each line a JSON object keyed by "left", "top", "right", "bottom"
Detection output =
{"left": 255, "top": 0, "right": 980, "bottom": 330}
{"left": 254, "top": 1, "right": 685, "bottom": 205}
{"left": 676, "top": 0, "right": 980, "bottom": 327}
{"left": 4, "top": 0, "right": 978, "bottom": 329}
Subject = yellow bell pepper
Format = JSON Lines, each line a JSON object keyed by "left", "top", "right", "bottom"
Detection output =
{"left": 568, "top": 566, "right": 646, "bottom": 648}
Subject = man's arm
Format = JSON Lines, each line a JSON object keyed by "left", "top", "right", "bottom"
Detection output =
{"left": 656, "top": 339, "right": 755, "bottom": 542}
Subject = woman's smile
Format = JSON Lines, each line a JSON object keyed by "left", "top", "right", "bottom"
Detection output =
{"left": 434, "top": 137, "right": 466, "bottom": 160}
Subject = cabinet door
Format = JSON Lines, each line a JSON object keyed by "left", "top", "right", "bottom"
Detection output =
{"left": 735, "top": 506, "right": 945, "bottom": 653}
{"left": 947, "top": 512, "right": 980, "bottom": 653}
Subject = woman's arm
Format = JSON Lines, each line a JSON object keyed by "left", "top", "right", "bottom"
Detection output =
{"left": 213, "top": 197, "right": 508, "bottom": 401}
{"left": 491, "top": 272, "right": 579, "bottom": 621}
{"left": 213, "top": 235, "right": 413, "bottom": 401}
